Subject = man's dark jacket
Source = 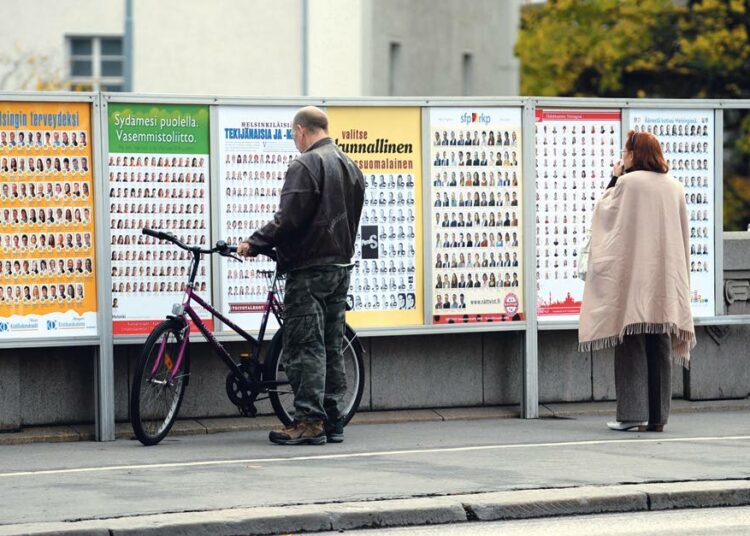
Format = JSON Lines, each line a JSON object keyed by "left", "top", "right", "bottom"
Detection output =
{"left": 248, "top": 138, "right": 365, "bottom": 273}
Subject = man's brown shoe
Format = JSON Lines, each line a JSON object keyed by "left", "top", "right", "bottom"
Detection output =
{"left": 269, "top": 420, "right": 326, "bottom": 445}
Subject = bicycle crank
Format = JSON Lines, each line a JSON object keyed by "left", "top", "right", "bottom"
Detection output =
{"left": 225, "top": 361, "right": 261, "bottom": 416}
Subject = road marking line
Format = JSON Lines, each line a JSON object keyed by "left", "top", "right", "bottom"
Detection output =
{"left": 1, "top": 434, "right": 749, "bottom": 478}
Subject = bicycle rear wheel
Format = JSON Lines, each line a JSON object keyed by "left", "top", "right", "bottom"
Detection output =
{"left": 267, "top": 324, "right": 365, "bottom": 426}
{"left": 130, "top": 319, "right": 190, "bottom": 446}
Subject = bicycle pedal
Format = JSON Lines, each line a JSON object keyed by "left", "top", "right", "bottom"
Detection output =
{"left": 240, "top": 403, "right": 258, "bottom": 418}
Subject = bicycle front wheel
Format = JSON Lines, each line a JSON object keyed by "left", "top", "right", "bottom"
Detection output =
{"left": 130, "top": 319, "right": 190, "bottom": 446}
{"left": 267, "top": 324, "right": 365, "bottom": 426}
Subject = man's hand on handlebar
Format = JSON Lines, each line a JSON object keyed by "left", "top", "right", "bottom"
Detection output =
{"left": 236, "top": 241, "right": 256, "bottom": 258}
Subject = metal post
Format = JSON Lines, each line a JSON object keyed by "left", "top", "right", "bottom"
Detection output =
{"left": 301, "top": 0, "right": 309, "bottom": 96}
{"left": 521, "top": 99, "right": 539, "bottom": 418}
{"left": 714, "top": 108, "right": 724, "bottom": 316}
{"left": 124, "top": 0, "right": 133, "bottom": 92}
{"left": 94, "top": 94, "right": 115, "bottom": 440}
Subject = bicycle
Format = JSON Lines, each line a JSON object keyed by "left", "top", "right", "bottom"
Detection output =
{"left": 130, "top": 228, "right": 365, "bottom": 446}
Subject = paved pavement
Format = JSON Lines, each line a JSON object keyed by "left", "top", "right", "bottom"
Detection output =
{"left": 0, "top": 401, "right": 748, "bottom": 534}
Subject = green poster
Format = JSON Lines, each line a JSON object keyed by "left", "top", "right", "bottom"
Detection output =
{"left": 108, "top": 103, "right": 209, "bottom": 154}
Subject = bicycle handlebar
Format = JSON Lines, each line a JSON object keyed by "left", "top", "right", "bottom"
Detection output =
{"left": 141, "top": 229, "right": 276, "bottom": 262}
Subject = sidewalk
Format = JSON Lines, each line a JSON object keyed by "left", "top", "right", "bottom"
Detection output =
{"left": 0, "top": 400, "right": 748, "bottom": 535}
{"left": 1, "top": 398, "right": 749, "bottom": 445}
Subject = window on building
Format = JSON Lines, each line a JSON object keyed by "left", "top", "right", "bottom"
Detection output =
{"left": 388, "top": 42, "right": 401, "bottom": 96}
{"left": 462, "top": 53, "right": 474, "bottom": 96}
{"left": 68, "top": 36, "right": 126, "bottom": 91}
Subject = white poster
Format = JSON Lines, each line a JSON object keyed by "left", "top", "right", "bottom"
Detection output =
{"left": 629, "top": 109, "right": 716, "bottom": 317}
{"left": 217, "top": 106, "right": 298, "bottom": 331}
{"left": 535, "top": 108, "right": 622, "bottom": 322}
{"left": 428, "top": 107, "right": 524, "bottom": 324}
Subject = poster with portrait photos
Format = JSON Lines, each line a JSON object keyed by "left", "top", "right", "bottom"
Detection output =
{"left": 428, "top": 107, "right": 524, "bottom": 323}
{"left": 107, "top": 103, "right": 212, "bottom": 335}
{"left": 0, "top": 101, "right": 97, "bottom": 339}
{"left": 535, "top": 108, "right": 622, "bottom": 322}
{"left": 216, "top": 105, "right": 298, "bottom": 331}
{"left": 629, "top": 109, "right": 715, "bottom": 317}
{"left": 328, "top": 106, "right": 424, "bottom": 328}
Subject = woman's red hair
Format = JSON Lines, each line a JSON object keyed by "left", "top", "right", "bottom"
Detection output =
{"left": 625, "top": 130, "right": 669, "bottom": 174}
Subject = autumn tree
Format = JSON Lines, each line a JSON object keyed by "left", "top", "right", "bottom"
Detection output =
{"left": 516, "top": 0, "right": 750, "bottom": 229}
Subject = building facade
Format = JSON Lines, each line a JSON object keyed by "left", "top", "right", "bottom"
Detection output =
{"left": 0, "top": 0, "right": 520, "bottom": 97}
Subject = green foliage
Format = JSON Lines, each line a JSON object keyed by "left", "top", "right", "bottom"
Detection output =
{"left": 516, "top": 0, "right": 750, "bottom": 230}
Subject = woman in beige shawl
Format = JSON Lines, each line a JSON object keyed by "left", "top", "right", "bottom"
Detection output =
{"left": 579, "top": 130, "right": 695, "bottom": 433}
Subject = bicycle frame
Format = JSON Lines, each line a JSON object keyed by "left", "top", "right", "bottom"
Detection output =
{"left": 156, "top": 250, "right": 285, "bottom": 387}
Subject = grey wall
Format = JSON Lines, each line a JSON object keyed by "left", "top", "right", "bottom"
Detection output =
{"left": 366, "top": 0, "right": 520, "bottom": 96}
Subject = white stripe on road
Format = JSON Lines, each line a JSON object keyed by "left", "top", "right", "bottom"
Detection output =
{"left": 1, "top": 434, "right": 748, "bottom": 478}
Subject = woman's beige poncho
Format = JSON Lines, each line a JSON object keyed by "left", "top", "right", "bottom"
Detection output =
{"left": 578, "top": 170, "right": 696, "bottom": 366}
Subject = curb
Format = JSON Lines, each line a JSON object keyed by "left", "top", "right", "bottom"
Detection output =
{"left": 1, "top": 480, "right": 749, "bottom": 535}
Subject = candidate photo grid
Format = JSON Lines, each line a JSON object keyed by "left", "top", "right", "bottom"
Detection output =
{"left": 108, "top": 154, "right": 210, "bottom": 301}
{"left": 632, "top": 121, "right": 712, "bottom": 281}
{"left": 0, "top": 127, "right": 92, "bottom": 307}
{"left": 349, "top": 172, "right": 417, "bottom": 312}
{"left": 535, "top": 121, "right": 619, "bottom": 288}
{"left": 430, "top": 126, "right": 522, "bottom": 313}
{"left": 222, "top": 150, "right": 293, "bottom": 304}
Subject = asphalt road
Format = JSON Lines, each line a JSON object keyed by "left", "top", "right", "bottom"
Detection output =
{"left": 0, "top": 410, "right": 749, "bottom": 526}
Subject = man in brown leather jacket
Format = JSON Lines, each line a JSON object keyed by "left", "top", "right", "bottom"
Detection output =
{"left": 238, "top": 106, "right": 365, "bottom": 445}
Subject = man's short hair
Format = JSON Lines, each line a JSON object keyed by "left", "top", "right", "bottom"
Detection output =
{"left": 293, "top": 106, "right": 328, "bottom": 132}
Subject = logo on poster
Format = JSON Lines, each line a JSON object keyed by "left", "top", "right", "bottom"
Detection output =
{"left": 361, "top": 225, "right": 379, "bottom": 260}
{"left": 46, "top": 320, "right": 58, "bottom": 331}
{"left": 0, "top": 322, "right": 8, "bottom": 333}
{"left": 461, "top": 112, "right": 491, "bottom": 125}
{"left": 504, "top": 293, "right": 519, "bottom": 316}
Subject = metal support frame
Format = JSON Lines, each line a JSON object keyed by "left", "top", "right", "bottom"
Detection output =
{"left": 93, "top": 93, "right": 114, "bottom": 440}
{"left": 4, "top": 92, "right": 750, "bottom": 439}
{"left": 521, "top": 101, "right": 538, "bottom": 418}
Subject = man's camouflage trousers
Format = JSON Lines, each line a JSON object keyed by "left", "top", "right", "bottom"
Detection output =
{"left": 282, "top": 265, "right": 351, "bottom": 423}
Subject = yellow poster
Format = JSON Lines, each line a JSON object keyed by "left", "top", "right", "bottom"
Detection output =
{"left": 327, "top": 107, "right": 424, "bottom": 328}
{"left": 0, "top": 101, "right": 97, "bottom": 338}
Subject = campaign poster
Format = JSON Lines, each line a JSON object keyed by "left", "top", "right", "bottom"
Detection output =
{"left": 535, "top": 108, "right": 621, "bottom": 321}
{"left": 629, "top": 109, "right": 716, "bottom": 317}
{"left": 107, "top": 103, "right": 212, "bottom": 335}
{"left": 0, "top": 101, "right": 97, "bottom": 338}
{"left": 428, "top": 107, "right": 524, "bottom": 324}
{"left": 216, "top": 105, "right": 298, "bottom": 331}
{"left": 328, "top": 107, "right": 424, "bottom": 328}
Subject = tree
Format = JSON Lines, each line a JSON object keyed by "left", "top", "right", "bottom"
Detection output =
{"left": 516, "top": 0, "right": 750, "bottom": 229}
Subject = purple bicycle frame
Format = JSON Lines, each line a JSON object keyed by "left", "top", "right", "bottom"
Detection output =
{"left": 154, "top": 284, "right": 283, "bottom": 383}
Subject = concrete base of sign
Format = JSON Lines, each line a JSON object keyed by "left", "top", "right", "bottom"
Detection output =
{"left": 539, "top": 330, "right": 591, "bottom": 403}
{"left": 482, "top": 331, "right": 523, "bottom": 405}
{"left": 686, "top": 325, "right": 750, "bottom": 400}
{"left": 370, "top": 333, "right": 484, "bottom": 409}
{"left": 0, "top": 353, "right": 20, "bottom": 431}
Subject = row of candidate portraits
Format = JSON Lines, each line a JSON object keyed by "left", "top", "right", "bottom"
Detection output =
{"left": 0, "top": 283, "right": 86, "bottom": 303}
{"left": 1, "top": 181, "right": 91, "bottom": 200}
{"left": 433, "top": 129, "right": 519, "bottom": 147}
{"left": 2, "top": 206, "right": 91, "bottom": 226}
{"left": 0, "top": 130, "right": 88, "bottom": 149}
{"left": 1, "top": 155, "right": 90, "bottom": 174}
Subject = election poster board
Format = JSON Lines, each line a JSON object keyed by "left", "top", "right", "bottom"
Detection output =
{"left": 629, "top": 109, "right": 716, "bottom": 317}
{"left": 216, "top": 105, "right": 298, "bottom": 331}
{"left": 327, "top": 106, "right": 424, "bottom": 328}
{"left": 107, "top": 103, "right": 212, "bottom": 335}
{"left": 428, "top": 107, "right": 524, "bottom": 323}
{"left": 535, "top": 108, "right": 621, "bottom": 322}
{"left": 0, "top": 101, "right": 98, "bottom": 339}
